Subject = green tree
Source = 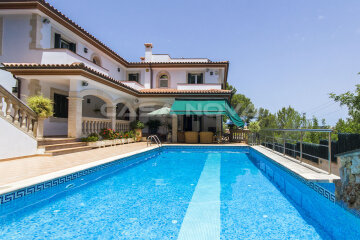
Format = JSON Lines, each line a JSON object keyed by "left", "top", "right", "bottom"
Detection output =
{"left": 257, "top": 107, "right": 277, "bottom": 129}
{"left": 226, "top": 83, "right": 257, "bottom": 125}
{"left": 248, "top": 121, "right": 261, "bottom": 133}
{"left": 276, "top": 106, "right": 304, "bottom": 129}
{"left": 330, "top": 84, "right": 360, "bottom": 133}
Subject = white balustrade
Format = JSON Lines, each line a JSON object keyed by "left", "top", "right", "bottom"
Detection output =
{"left": 0, "top": 85, "right": 38, "bottom": 137}
{"left": 115, "top": 120, "right": 130, "bottom": 133}
{"left": 82, "top": 117, "right": 130, "bottom": 136}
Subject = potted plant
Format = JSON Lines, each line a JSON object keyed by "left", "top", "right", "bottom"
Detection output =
{"left": 100, "top": 128, "right": 116, "bottom": 146}
{"left": 27, "top": 95, "right": 53, "bottom": 139}
{"left": 119, "top": 131, "right": 126, "bottom": 144}
{"left": 124, "top": 131, "right": 130, "bottom": 144}
{"left": 113, "top": 131, "right": 122, "bottom": 145}
{"left": 130, "top": 120, "right": 145, "bottom": 142}
{"left": 128, "top": 130, "right": 135, "bottom": 143}
{"left": 81, "top": 133, "right": 103, "bottom": 148}
{"left": 146, "top": 119, "right": 162, "bottom": 135}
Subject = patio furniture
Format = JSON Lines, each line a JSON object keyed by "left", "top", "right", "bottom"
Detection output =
{"left": 185, "top": 131, "right": 199, "bottom": 144}
{"left": 178, "top": 131, "right": 185, "bottom": 143}
{"left": 199, "top": 132, "right": 214, "bottom": 144}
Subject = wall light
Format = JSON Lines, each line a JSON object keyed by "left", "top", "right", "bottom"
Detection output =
{"left": 82, "top": 81, "right": 89, "bottom": 86}
{"left": 42, "top": 18, "right": 50, "bottom": 24}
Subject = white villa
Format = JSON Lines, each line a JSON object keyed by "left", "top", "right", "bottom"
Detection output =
{"left": 0, "top": 0, "right": 241, "bottom": 159}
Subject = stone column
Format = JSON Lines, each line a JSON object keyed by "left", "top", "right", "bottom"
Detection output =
{"left": 172, "top": 114, "right": 178, "bottom": 143}
{"left": 216, "top": 115, "right": 222, "bottom": 135}
{"left": 36, "top": 117, "right": 45, "bottom": 139}
{"left": 107, "top": 105, "right": 117, "bottom": 130}
{"left": 67, "top": 94, "right": 83, "bottom": 138}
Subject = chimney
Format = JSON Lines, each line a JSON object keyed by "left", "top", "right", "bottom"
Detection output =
{"left": 144, "top": 43, "right": 153, "bottom": 62}
{"left": 140, "top": 57, "right": 145, "bottom": 62}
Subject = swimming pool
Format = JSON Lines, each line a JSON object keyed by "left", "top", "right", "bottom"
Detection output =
{"left": 1, "top": 146, "right": 359, "bottom": 239}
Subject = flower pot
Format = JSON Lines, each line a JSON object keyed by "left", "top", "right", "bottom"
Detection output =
{"left": 104, "top": 140, "right": 113, "bottom": 146}
{"left": 135, "top": 129, "right": 142, "bottom": 142}
{"left": 128, "top": 138, "right": 135, "bottom": 143}
{"left": 115, "top": 139, "right": 122, "bottom": 145}
{"left": 88, "top": 141, "right": 105, "bottom": 148}
{"left": 120, "top": 139, "right": 126, "bottom": 144}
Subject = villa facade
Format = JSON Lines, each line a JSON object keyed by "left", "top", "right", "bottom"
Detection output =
{"left": 0, "top": 0, "right": 235, "bottom": 158}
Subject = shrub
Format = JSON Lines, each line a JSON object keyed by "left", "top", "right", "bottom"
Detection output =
{"left": 128, "top": 130, "right": 135, "bottom": 139}
{"left": 81, "top": 136, "right": 99, "bottom": 142}
{"left": 248, "top": 121, "right": 261, "bottom": 133}
{"left": 27, "top": 95, "right": 53, "bottom": 118}
{"left": 118, "top": 131, "right": 124, "bottom": 139}
{"left": 81, "top": 133, "right": 99, "bottom": 142}
{"left": 130, "top": 120, "right": 145, "bottom": 130}
{"left": 146, "top": 119, "right": 161, "bottom": 134}
{"left": 100, "top": 128, "right": 116, "bottom": 140}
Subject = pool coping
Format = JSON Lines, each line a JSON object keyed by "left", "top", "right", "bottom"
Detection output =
{"left": 252, "top": 146, "right": 340, "bottom": 183}
{"left": 0, "top": 146, "right": 158, "bottom": 196}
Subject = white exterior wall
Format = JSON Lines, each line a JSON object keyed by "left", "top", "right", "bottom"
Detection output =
{"left": 151, "top": 68, "right": 223, "bottom": 88}
{"left": 0, "top": 11, "right": 127, "bottom": 81}
{"left": 0, "top": 118, "right": 38, "bottom": 159}
{"left": 0, "top": 69, "right": 17, "bottom": 93}
{"left": 1, "top": 14, "right": 42, "bottom": 63}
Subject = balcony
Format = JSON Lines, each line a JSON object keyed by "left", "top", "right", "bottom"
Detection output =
{"left": 40, "top": 49, "right": 109, "bottom": 75}
{"left": 177, "top": 83, "right": 222, "bottom": 90}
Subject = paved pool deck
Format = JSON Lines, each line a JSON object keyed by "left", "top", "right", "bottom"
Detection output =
{"left": 252, "top": 145, "right": 340, "bottom": 183}
{"left": 0, "top": 143, "right": 338, "bottom": 195}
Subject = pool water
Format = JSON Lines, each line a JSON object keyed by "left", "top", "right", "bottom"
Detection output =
{"left": 0, "top": 147, "right": 359, "bottom": 239}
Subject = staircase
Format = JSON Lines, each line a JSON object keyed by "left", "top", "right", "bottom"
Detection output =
{"left": 38, "top": 138, "right": 93, "bottom": 156}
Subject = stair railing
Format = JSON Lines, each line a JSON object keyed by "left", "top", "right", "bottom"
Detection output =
{"left": 0, "top": 84, "right": 38, "bottom": 138}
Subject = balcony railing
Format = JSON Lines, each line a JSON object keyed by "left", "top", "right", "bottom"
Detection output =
{"left": 82, "top": 117, "right": 130, "bottom": 136}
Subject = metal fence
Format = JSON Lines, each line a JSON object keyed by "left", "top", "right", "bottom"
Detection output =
{"left": 249, "top": 129, "right": 333, "bottom": 174}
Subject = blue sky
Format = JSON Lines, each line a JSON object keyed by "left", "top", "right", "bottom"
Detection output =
{"left": 47, "top": 0, "right": 360, "bottom": 125}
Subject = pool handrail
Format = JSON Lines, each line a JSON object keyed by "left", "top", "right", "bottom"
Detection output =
{"left": 147, "top": 135, "right": 162, "bottom": 148}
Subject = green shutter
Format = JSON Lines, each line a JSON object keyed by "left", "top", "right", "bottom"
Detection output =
{"left": 187, "top": 73, "right": 191, "bottom": 84}
{"left": 198, "top": 73, "right": 204, "bottom": 84}
{"left": 69, "top": 43, "right": 76, "bottom": 53}
{"left": 54, "top": 33, "right": 61, "bottom": 48}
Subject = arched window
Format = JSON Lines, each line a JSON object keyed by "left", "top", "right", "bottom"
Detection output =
{"left": 159, "top": 74, "right": 169, "bottom": 88}
{"left": 91, "top": 55, "right": 101, "bottom": 66}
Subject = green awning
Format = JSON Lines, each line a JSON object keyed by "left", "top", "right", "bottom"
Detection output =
{"left": 170, "top": 99, "right": 244, "bottom": 127}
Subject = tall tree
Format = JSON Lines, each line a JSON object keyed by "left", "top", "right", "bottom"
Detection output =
{"left": 257, "top": 107, "right": 277, "bottom": 129}
{"left": 276, "top": 106, "right": 304, "bottom": 129}
{"left": 330, "top": 84, "right": 360, "bottom": 133}
{"left": 226, "top": 83, "right": 257, "bottom": 125}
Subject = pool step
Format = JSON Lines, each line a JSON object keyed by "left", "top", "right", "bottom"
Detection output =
{"left": 38, "top": 138, "right": 93, "bottom": 156}
{"left": 38, "top": 138, "right": 77, "bottom": 146}
{"left": 44, "top": 146, "right": 93, "bottom": 156}
{"left": 40, "top": 142, "right": 88, "bottom": 151}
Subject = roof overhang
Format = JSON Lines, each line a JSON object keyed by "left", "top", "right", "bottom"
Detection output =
{"left": 1, "top": 63, "right": 232, "bottom": 99}
{"left": 0, "top": 0, "right": 230, "bottom": 86}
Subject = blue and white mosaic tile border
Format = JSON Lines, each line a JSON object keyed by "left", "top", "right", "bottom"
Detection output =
{"left": 249, "top": 147, "right": 360, "bottom": 218}
{"left": 0, "top": 148, "right": 161, "bottom": 205}
{"left": 249, "top": 148, "right": 336, "bottom": 202}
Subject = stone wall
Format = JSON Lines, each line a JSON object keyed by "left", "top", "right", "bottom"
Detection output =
{"left": 335, "top": 149, "right": 360, "bottom": 209}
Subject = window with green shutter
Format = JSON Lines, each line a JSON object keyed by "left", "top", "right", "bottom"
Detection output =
{"left": 187, "top": 73, "right": 204, "bottom": 84}
{"left": 54, "top": 33, "right": 76, "bottom": 53}
{"left": 128, "top": 73, "right": 139, "bottom": 82}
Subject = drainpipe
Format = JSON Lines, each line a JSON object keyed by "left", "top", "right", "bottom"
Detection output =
{"left": 13, "top": 75, "right": 21, "bottom": 99}
{"left": 150, "top": 63, "right": 153, "bottom": 88}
